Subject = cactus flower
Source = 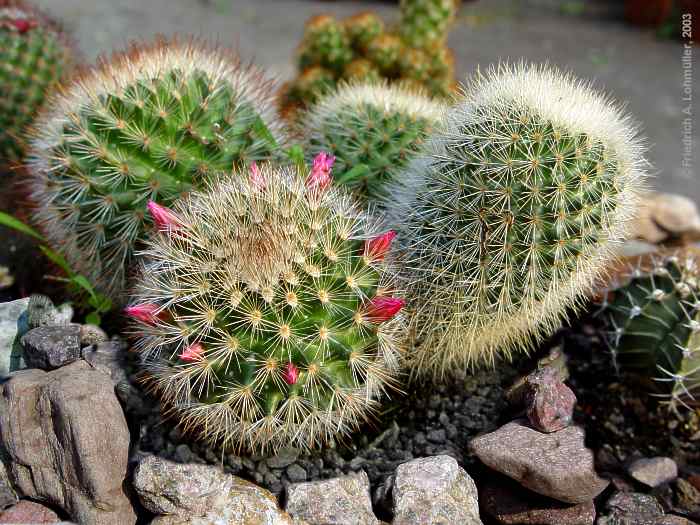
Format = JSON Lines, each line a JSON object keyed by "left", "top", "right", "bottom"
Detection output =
{"left": 282, "top": 362, "right": 299, "bottom": 385}
{"left": 307, "top": 152, "right": 335, "bottom": 191}
{"left": 124, "top": 303, "right": 162, "bottom": 324}
{"left": 364, "top": 230, "right": 396, "bottom": 261}
{"left": 364, "top": 296, "right": 404, "bottom": 322}
{"left": 11, "top": 19, "right": 34, "bottom": 33}
{"left": 180, "top": 343, "right": 205, "bottom": 362}
{"left": 250, "top": 161, "right": 266, "bottom": 190}
{"left": 147, "top": 200, "right": 181, "bottom": 232}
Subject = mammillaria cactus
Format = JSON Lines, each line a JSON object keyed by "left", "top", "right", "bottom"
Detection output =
{"left": 604, "top": 250, "right": 700, "bottom": 412}
{"left": 127, "top": 156, "right": 405, "bottom": 452}
{"left": 398, "top": 0, "right": 460, "bottom": 49}
{"left": 26, "top": 37, "right": 283, "bottom": 302}
{"left": 390, "top": 63, "right": 647, "bottom": 379}
{"left": 0, "top": 0, "right": 74, "bottom": 164}
{"left": 302, "top": 82, "right": 445, "bottom": 203}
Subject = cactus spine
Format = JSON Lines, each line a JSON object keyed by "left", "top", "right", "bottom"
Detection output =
{"left": 390, "top": 63, "right": 647, "bottom": 379}
{"left": 128, "top": 158, "right": 405, "bottom": 453}
{"left": 604, "top": 251, "right": 700, "bottom": 413}
{"left": 398, "top": 0, "right": 460, "bottom": 48}
{"left": 302, "top": 82, "right": 445, "bottom": 203}
{"left": 27, "top": 37, "right": 284, "bottom": 302}
{"left": 0, "top": 0, "right": 74, "bottom": 164}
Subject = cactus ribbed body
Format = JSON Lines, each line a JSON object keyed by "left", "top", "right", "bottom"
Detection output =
{"left": 298, "top": 15, "right": 353, "bottom": 74}
{"left": 303, "top": 83, "right": 445, "bottom": 203}
{"left": 0, "top": 1, "right": 73, "bottom": 164}
{"left": 398, "top": 0, "right": 459, "bottom": 48}
{"left": 129, "top": 163, "right": 404, "bottom": 452}
{"left": 605, "top": 252, "right": 700, "bottom": 411}
{"left": 27, "top": 38, "right": 283, "bottom": 302}
{"left": 390, "top": 64, "right": 647, "bottom": 378}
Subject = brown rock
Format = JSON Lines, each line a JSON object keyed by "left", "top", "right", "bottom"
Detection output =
{"left": 627, "top": 457, "right": 678, "bottom": 488}
{"left": 0, "top": 500, "right": 60, "bottom": 523}
{"left": 469, "top": 420, "right": 608, "bottom": 504}
{"left": 0, "top": 361, "right": 136, "bottom": 524}
{"left": 524, "top": 366, "right": 576, "bottom": 433}
{"left": 629, "top": 192, "right": 700, "bottom": 244}
{"left": 480, "top": 478, "right": 595, "bottom": 525}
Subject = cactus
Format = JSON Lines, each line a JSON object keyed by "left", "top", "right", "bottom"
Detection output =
{"left": 127, "top": 157, "right": 405, "bottom": 453}
{"left": 26, "top": 37, "right": 284, "bottom": 303}
{"left": 298, "top": 15, "right": 353, "bottom": 74}
{"left": 365, "top": 34, "right": 402, "bottom": 76}
{"left": 302, "top": 82, "right": 445, "bottom": 203}
{"left": 398, "top": 0, "right": 460, "bottom": 48}
{"left": 344, "top": 12, "right": 384, "bottom": 51}
{"left": 389, "top": 63, "right": 647, "bottom": 379}
{"left": 0, "top": 0, "right": 74, "bottom": 164}
{"left": 604, "top": 250, "right": 700, "bottom": 413}
{"left": 343, "top": 58, "right": 381, "bottom": 84}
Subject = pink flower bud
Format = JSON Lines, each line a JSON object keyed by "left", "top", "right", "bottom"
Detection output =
{"left": 306, "top": 152, "right": 335, "bottom": 191}
{"left": 11, "top": 19, "right": 34, "bottom": 33}
{"left": 180, "top": 343, "right": 205, "bottom": 362}
{"left": 124, "top": 303, "right": 162, "bottom": 325}
{"left": 147, "top": 200, "right": 181, "bottom": 232}
{"left": 250, "top": 161, "right": 266, "bottom": 190}
{"left": 282, "top": 362, "right": 299, "bottom": 385}
{"left": 364, "top": 296, "right": 404, "bottom": 322}
{"left": 364, "top": 231, "right": 396, "bottom": 261}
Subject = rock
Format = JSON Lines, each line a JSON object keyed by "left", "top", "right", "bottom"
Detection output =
{"left": 627, "top": 457, "right": 678, "bottom": 488}
{"left": 469, "top": 420, "right": 608, "bottom": 504}
{"left": 0, "top": 267, "right": 13, "bottom": 291}
{"left": 629, "top": 192, "right": 700, "bottom": 244}
{"left": 0, "top": 361, "right": 136, "bottom": 524}
{"left": 0, "top": 297, "right": 29, "bottom": 376}
{"left": 0, "top": 462, "right": 17, "bottom": 510}
{"left": 595, "top": 492, "right": 690, "bottom": 525}
{"left": 286, "top": 465, "right": 307, "bottom": 483}
{"left": 26, "top": 295, "right": 73, "bottom": 329}
{"left": 80, "top": 339, "right": 129, "bottom": 385}
{"left": 267, "top": 447, "right": 300, "bottom": 469}
{"left": 286, "top": 471, "right": 379, "bottom": 525}
{"left": 0, "top": 500, "right": 61, "bottom": 523}
{"left": 78, "top": 324, "right": 108, "bottom": 347}
{"left": 133, "top": 455, "right": 292, "bottom": 524}
{"left": 392, "top": 456, "right": 482, "bottom": 525}
{"left": 20, "top": 325, "right": 81, "bottom": 370}
{"left": 480, "top": 478, "right": 595, "bottom": 524}
{"left": 524, "top": 366, "right": 576, "bottom": 433}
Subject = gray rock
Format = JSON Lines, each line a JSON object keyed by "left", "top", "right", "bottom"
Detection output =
{"left": 469, "top": 420, "right": 608, "bottom": 504}
{"left": 78, "top": 324, "right": 108, "bottom": 347}
{"left": 627, "top": 457, "right": 678, "bottom": 488}
{"left": 267, "top": 447, "right": 300, "bottom": 469}
{"left": 21, "top": 325, "right": 81, "bottom": 370}
{"left": 286, "top": 471, "right": 379, "bottom": 525}
{"left": 27, "top": 295, "right": 73, "bottom": 329}
{"left": 133, "top": 456, "right": 292, "bottom": 524}
{"left": 524, "top": 366, "right": 576, "bottom": 433}
{"left": 0, "top": 500, "right": 61, "bottom": 523}
{"left": 596, "top": 492, "right": 675, "bottom": 525}
{"left": 80, "top": 340, "right": 129, "bottom": 385}
{"left": 286, "top": 465, "right": 307, "bottom": 483}
{"left": 392, "top": 456, "right": 482, "bottom": 525}
{"left": 0, "top": 298, "right": 30, "bottom": 376}
{"left": 0, "top": 462, "right": 17, "bottom": 510}
{"left": 0, "top": 361, "right": 136, "bottom": 524}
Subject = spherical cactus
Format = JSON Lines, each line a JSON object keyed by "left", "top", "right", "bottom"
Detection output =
{"left": 390, "top": 63, "right": 647, "bottom": 379}
{"left": 399, "top": 48, "right": 432, "bottom": 84}
{"left": 604, "top": 250, "right": 700, "bottom": 413}
{"left": 298, "top": 14, "right": 353, "bottom": 74}
{"left": 302, "top": 82, "right": 445, "bottom": 204}
{"left": 127, "top": 156, "right": 405, "bottom": 453}
{"left": 0, "top": 0, "right": 74, "bottom": 164}
{"left": 344, "top": 12, "right": 384, "bottom": 51}
{"left": 342, "top": 58, "right": 381, "bottom": 84}
{"left": 398, "top": 0, "right": 459, "bottom": 49}
{"left": 27, "top": 37, "right": 284, "bottom": 302}
{"left": 365, "top": 34, "right": 403, "bottom": 76}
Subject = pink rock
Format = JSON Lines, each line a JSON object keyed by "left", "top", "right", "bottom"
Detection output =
{"left": 0, "top": 501, "right": 60, "bottom": 523}
{"left": 524, "top": 367, "right": 576, "bottom": 433}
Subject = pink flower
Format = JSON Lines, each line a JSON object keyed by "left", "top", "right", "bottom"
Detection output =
{"left": 363, "top": 296, "right": 404, "bottom": 322}
{"left": 250, "top": 161, "right": 266, "bottom": 190}
{"left": 364, "top": 231, "right": 396, "bottom": 261}
{"left": 306, "top": 152, "right": 335, "bottom": 191}
{"left": 180, "top": 343, "right": 205, "bottom": 362}
{"left": 124, "top": 303, "right": 162, "bottom": 325}
{"left": 11, "top": 19, "right": 34, "bottom": 33}
{"left": 282, "top": 362, "right": 299, "bottom": 385}
{"left": 147, "top": 201, "right": 181, "bottom": 232}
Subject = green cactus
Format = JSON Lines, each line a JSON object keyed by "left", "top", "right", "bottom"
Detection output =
{"left": 365, "top": 33, "right": 402, "bottom": 76}
{"left": 27, "top": 37, "right": 284, "bottom": 303}
{"left": 398, "top": 0, "right": 460, "bottom": 48}
{"left": 389, "top": 63, "right": 647, "bottom": 379}
{"left": 127, "top": 158, "right": 405, "bottom": 453}
{"left": 604, "top": 251, "right": 700, "bottom": 413}
{"left": 298, "top": 14, "right": 353, "bottom": 74}
{"left": 0, "top": 0, "right": 74, "bottom": 164}
{"left": 342, "top": 59, "right": 382, "bottom": 83}
{"left": 344, "top": 12, "right": 384, "bottom": 51}
{"left": 302, "top": 82, "right": 445, "bottom": 203}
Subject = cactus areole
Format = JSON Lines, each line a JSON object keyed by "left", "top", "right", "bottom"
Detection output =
{"left": 128, "top": 159, "right": 405, "bottom": 453}
{"left": 27, "top": 37, "right": 283, "bottom": 302}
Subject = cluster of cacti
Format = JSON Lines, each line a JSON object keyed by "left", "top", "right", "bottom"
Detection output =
{"left": 279, "top": 1, "right": 459, "bottom": 119}
{"left": 0, "top": 0, "right": 74, "bottom": 164}
{"left": 301, "top": 82, "right": 445, "bottom": 203}
{"left": 603, "top": 250, "right": 700, "bottom": 413}
{"left": 388, "top": 63, "right": 647, "bottom": 379}
{"left": 26, "top": 37, "right": 284, "bottom": 303}
{"left": 127, "top": 157, "right": 405, "bottom": 452}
